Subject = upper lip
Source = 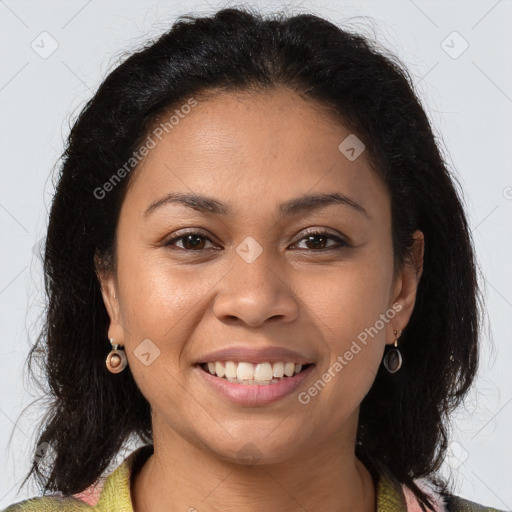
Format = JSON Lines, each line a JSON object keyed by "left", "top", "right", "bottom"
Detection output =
{"left": 195, "top": 345, "right": 315, "bottom": 365}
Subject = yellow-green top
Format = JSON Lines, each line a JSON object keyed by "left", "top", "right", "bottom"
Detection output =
{"left": 2, "top": 445, "right": 507, "bottom": 512}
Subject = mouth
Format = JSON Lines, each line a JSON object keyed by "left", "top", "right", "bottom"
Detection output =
{"left": 195, "top": 361, "right": 315, "bottom": 386}
{"left": 193, "top": 360, "right": 316, "bottom": 406}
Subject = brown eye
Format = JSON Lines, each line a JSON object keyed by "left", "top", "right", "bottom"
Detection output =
{"left": 165, "top": 232, "right": 215, "bottom": 251}
{"left": 293, "top": 230, "right": 348, "bottom": 251}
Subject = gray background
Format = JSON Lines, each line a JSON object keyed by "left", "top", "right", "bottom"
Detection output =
{"left": 1, "top": 0, "right": 511, "bottom": 509}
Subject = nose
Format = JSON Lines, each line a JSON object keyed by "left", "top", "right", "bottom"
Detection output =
{"left": 212, "top": 250, "right": 299, "bottom": 327}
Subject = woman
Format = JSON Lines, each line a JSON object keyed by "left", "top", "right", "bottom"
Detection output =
{"left": 2, "top": 6, "right": 506, "bottom": 512}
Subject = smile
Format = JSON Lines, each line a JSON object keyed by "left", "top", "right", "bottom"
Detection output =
{"left": 194, "top": 362, "right": 315, "bottom": 405}
{"left": 201, "top": 360, "right": 312, "bottom": 384}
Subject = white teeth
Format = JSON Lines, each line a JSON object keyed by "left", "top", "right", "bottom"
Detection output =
{"left": 272, "top": 362, "right": 284, "bottom": 378}
{"left": 202, "top": 360, "right": 308, "bottom": 381}
{"left": 254, "top": 362, "right": 273, "bottom": 381}
{"left": 224, "top": 361, "right": 237, "bottom": 379}
{"left": 236, "top": 362, "right": 255, "bottom": 380}
{"left": 215, "top": 362, "right": 225, "bottom": 378}
{"left": 284, "top": 362, "right": 295, "bottom": 377}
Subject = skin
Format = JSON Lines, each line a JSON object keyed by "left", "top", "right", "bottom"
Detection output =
{"left": 97, "top": 87, "right": 424, "bottom": 512}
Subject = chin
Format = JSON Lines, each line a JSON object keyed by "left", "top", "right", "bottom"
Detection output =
{"left": 206, "top": 434, "right": 305, "bottom": 467}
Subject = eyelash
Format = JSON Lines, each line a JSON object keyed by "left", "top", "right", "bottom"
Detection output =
{"left": 163, "top": 228, "right": 349, "bottom": 253}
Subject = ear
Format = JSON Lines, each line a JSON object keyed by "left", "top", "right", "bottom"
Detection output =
{"left": 94, "top": 252, "right": 125, "bottom": 346}
{"left": 387, "top": 230, "right": 424, "bottom": 345}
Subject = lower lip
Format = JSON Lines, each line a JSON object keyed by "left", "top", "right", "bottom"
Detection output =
{"left": 194, "top": 364, "right": 315, "bottom": 406}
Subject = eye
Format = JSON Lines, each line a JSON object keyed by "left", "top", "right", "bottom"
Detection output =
{"left": 164, "top": 231, "right": 215, "bottom": 251}
{"left": 292, "top": 228, "right": 349, "bottom": 251}
{"left": 163, "top": 228, "right": 349, "bottom": 252}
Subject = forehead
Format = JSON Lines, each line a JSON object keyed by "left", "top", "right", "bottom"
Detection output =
{"left": 122, "top": 88, "right": 389, "bottom": 222}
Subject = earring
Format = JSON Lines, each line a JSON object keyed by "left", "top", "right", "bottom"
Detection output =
{"left": 383, "top": 329, "right": 402, "bottom": 373}
{"left": 106, "top": 337, "right": 128, "bottom": 373}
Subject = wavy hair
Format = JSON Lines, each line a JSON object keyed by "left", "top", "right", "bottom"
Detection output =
{"left": 14, "top": 6, "right": 482, "bottom": 511}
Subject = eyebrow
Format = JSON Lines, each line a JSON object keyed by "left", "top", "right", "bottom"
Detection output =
{"left": 144, "top": 192, "right": 369, "bottom": 219}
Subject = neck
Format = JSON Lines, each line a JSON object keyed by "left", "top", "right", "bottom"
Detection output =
{"left": 131, "top": 418, "right": 375, "bottom": 512}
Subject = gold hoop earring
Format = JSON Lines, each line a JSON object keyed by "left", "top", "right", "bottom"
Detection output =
{"left": 106, "top": 337, "right": 128, "bottom": 373}
{"left": 383, "top": 329, "right": 402, "bottom": 373}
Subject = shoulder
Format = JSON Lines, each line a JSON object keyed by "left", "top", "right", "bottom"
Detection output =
{"left": 2, "top": 444, "right": 154, "bottom": 512}
{"left": 1, "top": 494, "right": 90, "bottom": 511}
{"left": 399, "top": 475, "right": 509, "bottom": 512}
{"left": 444, "top": 494, "right": 510, "bottom": 512}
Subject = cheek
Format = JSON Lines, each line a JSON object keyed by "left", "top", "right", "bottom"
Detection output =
{"left": 118, "top": 246, "right": 200, "bottom": 312}
{"left": 302, "top": 253, "right": 392, "bottom": 404}
{"left": 115, "top": 249, "right": 227, "bottom": 361}
{"left": 310, "top": 253, "right": 393, "bottom": 340}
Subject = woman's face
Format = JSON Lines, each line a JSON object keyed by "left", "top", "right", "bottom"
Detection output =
{"left": 99, "top": 88, "right": 423, "bottom": 465}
